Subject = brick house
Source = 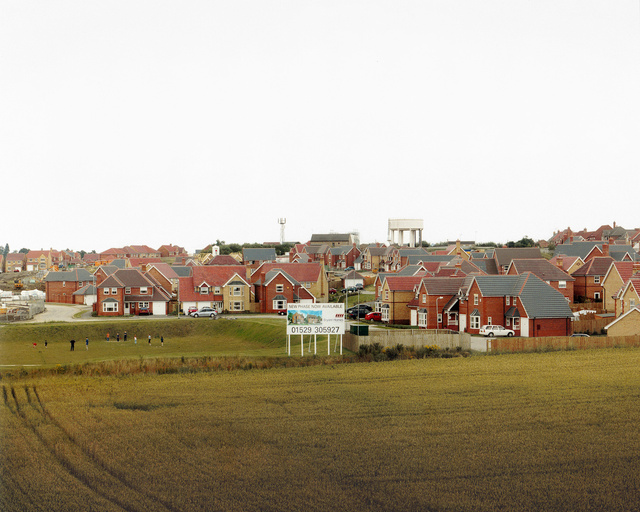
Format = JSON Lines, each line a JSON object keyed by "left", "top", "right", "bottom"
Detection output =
{"left": 507, "top": 259, "right": 575, "bottom": 303}
{"left": 145, "top": 263, "right": 181, "bottom": 296}
{"left": 460, "top": 273, "right": 574, "bottom": 337}
{"left": 96, "top": 268, "right": 171, "bottom": 316}
{"left": 158, "top": 244, "right": 188, "bottom": 258}
{"left": 251, "top": 262, "right": 329, "bottom": 304}
{"left": 25, "top": 250, "right": 53, "bottom": 271}
{"left": 602, "top": 262, "right": 639, "bottom": 313}
{"left": 361, "top": 246, "right": 388, "bottom": 272}
{"left": 571, "top": 256, "right": 615, "bottom": 302}
{"left": 44, "top": 269, "right": 94, "bottom": 304}
{"left": 252, "top": 268, "right": 315, "bottom": 314}
{"left": 492, "top": 248, "right": 542, "bottom": 275}
{"left": 414, "top": 277, "right": 468, "bottom": 329}
{"left": 305, "top": 244, "right": 331, "bottom": 266}
{"left": 178, "top": 265, "right": 252, "bottom": 313}
{"left": 242, "top": 248, "right": 277, "bottom": 267}
{"left": 330, "top": 245, "right": 361, "bottom": 269}
{"left": 613, "top": 276, "right": 640, "bottom": 318}
{"left": 6, "top": 253, "right": 25, "bottom": 272}
{"left": 377, "top": 275, "right": 423, "bottom": 325}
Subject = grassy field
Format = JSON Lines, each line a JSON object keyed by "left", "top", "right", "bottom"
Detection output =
{"left": 2, "top": 348, "right": 640, "bottom": 511}
{"left": 0, "top": 317, "right": 291, "bottom": 368}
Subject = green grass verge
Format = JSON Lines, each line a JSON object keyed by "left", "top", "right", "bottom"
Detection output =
{"left": 0, "top": 317, "right": 290, "bottom": 367}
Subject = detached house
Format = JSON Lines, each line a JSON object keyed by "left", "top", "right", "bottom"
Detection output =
{"left": 45, "top": 269, "right": 94, "bottom": 304}
{"left": 252, "top": 268, "right": 315, "bottom": 313}
{"left": 613, "top": 276, "right": 640, "bottom": 318}
{"left": 414, "top": 277, "right": 468, "bottom": 329}
{"left": 25, "top": 250, "right": 53, "bottom": 271}
{"left": 602, "top": 262, "right": 640, "bottom": 313}
{"left": 461, "top": 273, "right": 574, "bottom": 337}
{"left": 6, "top": 253, "right": 25, "bottom": 272}
{"left": 178, "top": 265, "right": 252, "bottom": 314}
{"left": 96, "top": 268, "right": 171, "bottom": 316}
{"left": 330, "top": 245, "right": 360, "bottom": 269}
{"left": 377, "top": 275, "right": 423, "bottom": 325}
{"left": 571, "top": 257, "right": 615, "bottom": 303}
{"left": 507, "top": 259, "right": 575, "bottom": 303}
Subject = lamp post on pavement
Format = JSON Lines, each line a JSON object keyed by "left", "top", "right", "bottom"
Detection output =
{"left": 435, "top": 296, "right": 444, "bottom": 344}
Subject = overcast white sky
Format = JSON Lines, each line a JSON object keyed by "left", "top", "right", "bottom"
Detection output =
{"left": 1, "top": 1, "right": 639, "bottom": 253}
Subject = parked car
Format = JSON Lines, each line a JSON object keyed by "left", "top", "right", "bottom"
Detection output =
{"left": 138, "top": 307, "right": 151, "bottom": 316}
{"left": 365, "top": 311, "right": 381, "bottom": 322}
{"left": 479, "top": 325, "right": 514, "bottom": 337}
{"left": 341, "top": 286, "right": 357, "bottom": 294}
{"left": 344, "top": 266, "right": 354, "bottom": 271}
{"left": 355, "top": 283, "right": 364, "bottom": 290}
{"left": 190, "top": 307, "right": 218, "bottom": 318}
{"left": 347, "top": 304, "right": 373, "bottom": 319}
{"left": 187, "top": 306, "right": 198, "bottom": 315}
{"left": 329, "top": 288, "right": 337, "bottom": 294}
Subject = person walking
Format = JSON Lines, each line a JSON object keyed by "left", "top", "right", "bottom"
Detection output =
{"left": 116, "top": 333, "right": 120, "bottom": 342}
{"left": 70, "top": 339, "right": 75, "bottom": 351}
{"left": 134, "top": 335, "right": 137, "bottom": 344}
{"left": 44, "top": 340, "right": 48, "bottom": 348}
{"left": 148, "top": 335, "right": 151, "bottom": 345}
{"left": 85, "top": 337, "right": 89, "bottom": 350}
{"left": 124, "top": 331, "right": 127, "bottom": 342}
{"left": 161, "top": 336, "right": 164, "bottom": 347}
{"left": 106, "top": 332, "right": 110, "bottom": 342}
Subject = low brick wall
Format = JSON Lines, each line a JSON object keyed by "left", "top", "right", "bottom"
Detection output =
{"left": 488, "top": 334, "right": 640, "bottom": 353}
{"left": 344, "top": 329, "right": 471, "bottom": 352}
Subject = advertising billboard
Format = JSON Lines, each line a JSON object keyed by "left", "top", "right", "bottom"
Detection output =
{"left": 286, "top": 303, "right": 345, "bottom": 335}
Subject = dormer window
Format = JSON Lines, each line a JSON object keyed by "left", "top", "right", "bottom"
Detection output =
{"left": 140, "top": 287, "right": 148, "bottom": 294}
{"left": 201, "top": 286, "right": 209, "bottom": 294}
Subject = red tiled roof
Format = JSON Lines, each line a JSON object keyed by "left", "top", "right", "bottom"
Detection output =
{"left": 384, "top": 275, "right": 423, "bottom": 292}
{"left": 571, "top": 257, "right": 614, "bottom": 277}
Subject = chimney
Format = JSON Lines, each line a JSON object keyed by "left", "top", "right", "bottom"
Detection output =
{"left": 556, "top": 256, "right": 564, "bottom": 269}
{"left": 602, "top": 243, "right": 609, "bottom": 257}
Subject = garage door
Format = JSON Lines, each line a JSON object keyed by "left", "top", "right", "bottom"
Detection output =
{"left": 152, "top": 302, "right": 165, "bottom": 315}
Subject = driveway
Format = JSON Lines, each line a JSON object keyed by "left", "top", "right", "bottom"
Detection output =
{"left": 26, "top": 304, "right": 92, "bottom": 323}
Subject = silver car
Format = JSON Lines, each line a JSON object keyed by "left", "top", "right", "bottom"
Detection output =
{"left": 190, "top": 307, "right": 219, "bottom": 318}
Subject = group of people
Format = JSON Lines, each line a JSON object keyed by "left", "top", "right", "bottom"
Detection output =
{"left": 69, "top": 333, "right": 165, "bottom": 350}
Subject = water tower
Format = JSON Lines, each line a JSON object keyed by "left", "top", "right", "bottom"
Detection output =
{"left": 278, "top": 218, "right": 286, "bottom": 245}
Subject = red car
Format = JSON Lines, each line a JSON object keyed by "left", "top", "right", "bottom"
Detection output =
{"left": 365, "top": 311, "right": 382, "bottom": 322}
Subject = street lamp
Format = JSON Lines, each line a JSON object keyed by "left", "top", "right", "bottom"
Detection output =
{"left": 435, "top": 296, "right": 444, "bottom": 341}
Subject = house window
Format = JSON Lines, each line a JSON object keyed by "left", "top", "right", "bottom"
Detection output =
{"left": 139, "top": 302, "right": 149, "bottom": 308}
{"left": 273, "top": 299, "right": 286, "bottom": 310}
{"left": 125, "top": 287, "right": 131, "bottom": 294}
{"left": 214, "top": 287, "right": 221, "bottom": 294}
{"left": 78, "top": 282, "right": 83, "bottom": 287}
{"left": 103, "top": 288, "right": 109, "bottom": 295}
{"left": 418, "top": 311, "right": 427, "bottom": 327}
{"left": 62, "top": 281, "right": 66, "bottom": 287}
{"left": 513, "top": 318, "right": 520, "bottom": 329}
{"left": 630, "top": 299, "right": 636, "bottom": 308}
{"left": 102, "top": 301, "right": 118, "bottom": 313}
{"left": 506, "top": 318, "right": 510, "bottom": 326}
{"left": 200, "top": 286, "right": 209, "bottom": 294}
{"left": 111, "top": 287, "right": 117, "bottom": 295}
{"left": 559, "top": 281, "right": 567, "bottom": 289}
{"left": 385, "top": 290, "right": 389, "bottom": 300}
{"left": 233, "top": 286, "right": 242, "bottom": 296}
{"left": 470, "top": 315, "right": 480, "bottom": 329}
{"left": 421, "top": 294, "right": 426, "bottom": 303}
{"left": 437, "top": 313, "right": 442, "bottom": 325}
{"left": 382, "top": 308, "right": 390, "bottom": 322}
{"left": 506, "top": 296, "right": 510, "bottom": 305}
{"left": 594, "top": 276, "right": 601, "bottom": 284}
{"left": 513, "top": 297, "right": 517, "bottom": 306}
{"left": 231, "top": 301, "right": 243, "bottom": 311}
{"left": 487, "top": 317, "right": 492, "bottom": 325}
{"left": 474, "top": 294, "right": 478, "bottom": 305}
{"left": 594, "top": 292, "right": 601, "bottom": 300}
{"left": 276, "top": 284, "right": 284, "bottom": 293}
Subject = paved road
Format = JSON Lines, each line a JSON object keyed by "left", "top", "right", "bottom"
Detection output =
{"left": 25, "top": 304, "right": 92, "bottom": 323}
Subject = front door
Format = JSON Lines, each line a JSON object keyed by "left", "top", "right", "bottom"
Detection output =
{"left": 124, "top": 302, "right": 131, "bottom": 315}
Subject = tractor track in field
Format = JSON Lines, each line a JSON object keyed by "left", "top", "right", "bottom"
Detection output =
{"left": 3, "top": 384, "right": 180, "bottom": 512}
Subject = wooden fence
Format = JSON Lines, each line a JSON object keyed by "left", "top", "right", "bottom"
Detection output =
{"left": 488, "top": 334, "right": 640, "bottom": 353}
{"left": 343, "top": 329, "right": 471, "bottom": 352}
{"left": 571, "top": 317, "right": 611, "bottom": 335}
